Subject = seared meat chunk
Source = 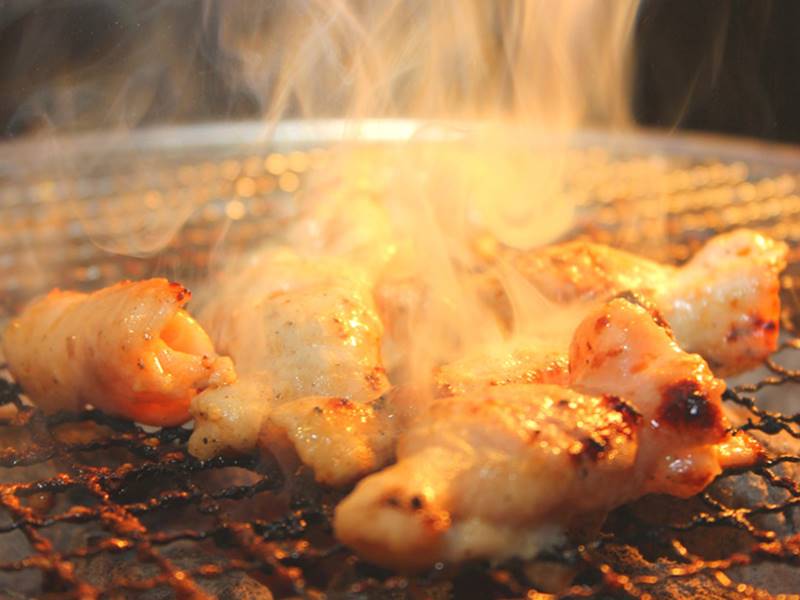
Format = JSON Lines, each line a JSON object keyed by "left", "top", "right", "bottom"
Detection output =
{"left": 2, "top": 279, "right": 235, "bottom": 426}
{"left": 510, "top": 229, "right": 787, "bottom": 374}
{"left": 334, "top": 296, "right": 758, "bottom": 569}
{"left": 189, "top": 248, "right": 392, "bottom": 485}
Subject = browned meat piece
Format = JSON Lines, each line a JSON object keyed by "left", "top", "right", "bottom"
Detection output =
{"left": 189, "top": 248, "right": 392, "bottom": 487}
{"left": 334, "top": 295, "right": 759, "bottom": 570}
{"left": 509, "top": 229, "right": 787, "bottom": 374}
{"left": 2, "top": 279, "right": 235, "bottom": 426}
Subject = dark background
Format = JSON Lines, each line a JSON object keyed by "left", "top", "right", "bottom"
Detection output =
{"left": 1, "top": 0, "right": 800, "bottom": 142}
{"left": 634, "top": 0, "right": 800, "bottom": 142}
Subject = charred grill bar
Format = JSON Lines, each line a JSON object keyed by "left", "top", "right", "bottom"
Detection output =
{"left": 1, "top": 126, "right": 800, "bottom": 597}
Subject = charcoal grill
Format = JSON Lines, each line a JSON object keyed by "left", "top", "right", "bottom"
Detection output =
{"left": 1, "top": 121, "right": 800, "bottom": 598}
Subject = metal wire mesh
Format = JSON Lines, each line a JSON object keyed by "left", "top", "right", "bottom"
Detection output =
{"left": 3, "top": 347, "right": 800, "bottom": 599}
{"left": 1, "top": 124, "right": 800, "bottom": 598}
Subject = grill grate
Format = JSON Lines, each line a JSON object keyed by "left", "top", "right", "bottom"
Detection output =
{"left": 2, "top": 124, "right": 800, "bottom": 319}
{"left": 1, "top": 364, "right": 800, "bottom": 598}
{"left": 1, "top": 125, "right": 800, "bottom": 598}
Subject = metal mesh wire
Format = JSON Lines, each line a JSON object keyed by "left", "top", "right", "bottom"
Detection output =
{"left": 1, "top": 127, "right": 800, "bottom": 598}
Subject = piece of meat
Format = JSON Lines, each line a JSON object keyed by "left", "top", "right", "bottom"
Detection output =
{"left": 335, "top": 384, "right": 639, "bottom": 570}
{"left": 266, "top": 396, "right": 398, "bottom": 487}
{"left": 189, "top": 249, "right": 392, "bottom": 485}
{"left": 198, "top": 248, "right": 388, "bottom": 400}
{"left": 190, "top": 382, "right": 397, "bottom": 488}
{"left": 334, "top": 295, "right": 760, "bottom": 570}
{"left": 508, "top": 229, "right": 787, "bottom": 374}
{"left": 569, "top": 293, "right": 761, "bottom": 495}
{"left": 662, "top": 230, "right": 786, "bottom": 374}
{"left": 2, "top": 279, "right": 235, "bottom": 426}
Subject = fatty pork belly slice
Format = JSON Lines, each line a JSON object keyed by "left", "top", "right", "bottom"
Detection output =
{"left": 334, "top": 295, "right": 759, "bottom": 570}
{"left": 510, "top": 229, "right": 787, "bottom": 374}
{"left": 189, "top": 249, "right": 392, "bottom": 485}
{"left": 2, "top": 279, "right": 235, "bottom": 426}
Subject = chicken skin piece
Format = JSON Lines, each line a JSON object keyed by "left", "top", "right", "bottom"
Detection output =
{"left": 334, "top": 295, "right": 759, "bottom": 570}
{"left": 189, "top": 249, "right": 392, "bottom": 485}
{"left": 2, "top": 279, "right": 235, "bottom": 426}
{"left": 510, "top": 229, "right": 787, "bottom": 374}
{"left": 335, "top": 384, "right": 639, "bottom": 570}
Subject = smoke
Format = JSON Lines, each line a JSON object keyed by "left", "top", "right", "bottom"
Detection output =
{"left": 3, "top": 1, "right": 644, "bottom": 387}
{"left": 191, "top": 0, "right": 643, "bottom": 392}
{"left": 0, "top": 1, "right": 639, "bottom": 132}
{"left": 213, "top": 1, "right": 638, "bottom": 126}
{"left": 0, "top": 1, "right": 243, "bottom": 258}
{"left": 0, "top": 0, "right": 251, "bottom": 136}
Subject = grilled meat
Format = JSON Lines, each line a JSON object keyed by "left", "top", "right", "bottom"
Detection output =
{"left": 509, "top": 229, "right": 787, "bottom": 374}
{"left": 336, "top": 384, "right": 636, "bottom": 570}
{"left": 334, "top": 295, "right": 759, "bottom": 569}
{"left": 189, "top": 248, "right": 392, "bottom": 484}
{"left": 1, "top": 279, "right": 235, "bottom": 426}
{"left": 197, "top": 248, "right": 388, "bottom": 401}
